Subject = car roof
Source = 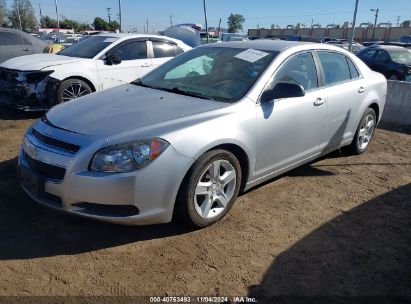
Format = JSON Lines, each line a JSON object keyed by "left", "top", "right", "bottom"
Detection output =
{"left": 370, "top": 45, "right": 408, "bottom": 51}
{"left": 203, "top": 40, "right": 312, "bottom": 52}
{"left": 95, "top": 33, "right": 187, "bottom": 46}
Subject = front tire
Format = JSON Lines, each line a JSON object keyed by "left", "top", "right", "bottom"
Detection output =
{"left": 57, "top": 79, "right": 92, "bottom": 104}
{"left": 346, "top": 108, "right": 377, "bottom": 155}
{"left": 175, "top": 149, "right": 242, "bottom": 228}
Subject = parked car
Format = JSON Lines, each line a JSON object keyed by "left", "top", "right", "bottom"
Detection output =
{"left": 0, "top": 27, "right": 48, "bottom": 63}
{"left": 325, "top": 40, "right": 365, "bottom": 53}
{"left": 219, "top": 33, "right": 249, "bottom": 42}
{"left": 18, "top": 41, "right": 386, "bottom": 227}
{"left": 377, "top": 41, "right": 411, "bottom": 50}
{"left": 0, "top": 34, "right": 191, "bottom": 110}
{"left": 356, "top": 45, "right": 411, "bottom": 81}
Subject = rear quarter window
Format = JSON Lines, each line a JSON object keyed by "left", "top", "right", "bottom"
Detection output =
{"left": 346, "top": 57, "right": 360, "bottom": 79}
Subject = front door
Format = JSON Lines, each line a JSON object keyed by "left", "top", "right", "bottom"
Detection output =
{"left": 96, "top": 40, "right": 153, "bottom": 90}
{"left": 255, "top": 52, "right": 326, "bottom": 178}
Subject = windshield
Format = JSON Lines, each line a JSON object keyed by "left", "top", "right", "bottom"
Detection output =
{"left": 388, "top": 50, "right": 411, "bottom": 64}
{"left": 58, "top": 36, "right": 118, "bottom": 58}
{"left": 137, "top": 46, "right": 278, "bottom": 103}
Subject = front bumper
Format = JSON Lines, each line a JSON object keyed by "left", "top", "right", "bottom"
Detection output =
{"left": 18, "top": 119, "right": 193, "bottom": 225}
{"left": 0, "top": 68, "right": 58, "bottom": 111}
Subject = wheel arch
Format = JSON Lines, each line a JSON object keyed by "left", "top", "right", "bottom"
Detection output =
{"left": 60, "top": 76, "right": 97, "bottom": 92}
{"left": 368, "top": 102, "right": 380, "bottom": 123}
{"left": 178, "top": 142, "right": 251, "bottom": 196}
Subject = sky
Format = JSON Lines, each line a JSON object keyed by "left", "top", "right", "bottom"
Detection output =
{"left": 29, "top": 0, "right": 411, "bottom": 32}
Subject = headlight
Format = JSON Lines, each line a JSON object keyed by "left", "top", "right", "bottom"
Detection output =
{"left": 22, "top": 71, "right": 54, "bottom": 83}
{"left": 90, "top": 138, "right": 169, "bottom": 173}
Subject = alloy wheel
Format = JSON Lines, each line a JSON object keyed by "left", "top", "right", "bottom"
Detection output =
{"left": 358, "top": 113, "right": 375, "bottom": 150}
{"left": 62, "top": 82, "right": 91, "bottom": 102}
{"left": 194, "top": 160, "right": 237, "bottom": 219}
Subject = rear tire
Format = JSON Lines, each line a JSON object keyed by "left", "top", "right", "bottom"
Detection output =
{"left": 345, "top": 108, "right": 377, "bottom": 155}
{"left": 175, "top": 149, "right": 242, "bottom": 228}
{"left": 57, "top": 79, "right": 92, "bottom": 104}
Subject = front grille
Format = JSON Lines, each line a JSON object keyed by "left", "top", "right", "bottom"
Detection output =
{"left": 72, "top": 202, "right": 140, "bottom": 217}
{"left": 32, "top": 128, "right": 81, "bottom": 153}
{"left": 23, "top": 151, "right": 66, "bottom": 181}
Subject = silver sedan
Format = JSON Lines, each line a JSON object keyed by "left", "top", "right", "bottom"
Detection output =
{"left": 18, "top": 41, "right": 387, "bottom": 227}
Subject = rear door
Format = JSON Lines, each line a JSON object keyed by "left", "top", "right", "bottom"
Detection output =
{"left": 315, "top": 51, "right": 366, "bottom": 151}
{"left": 96, "top": 39, "right": 152, "bottom": 90}
{"left": 149, "top": 39, "right": 184, "bottom": 69}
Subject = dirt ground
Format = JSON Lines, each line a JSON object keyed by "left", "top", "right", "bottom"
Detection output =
{"left": 0, "top": 105, "right": 410, "bottom": 301}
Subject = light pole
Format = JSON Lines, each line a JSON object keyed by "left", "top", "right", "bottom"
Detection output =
{"left": 16, "top": 1, "right": 22, "bottom": 30}
{"left": 55, "top": 0, "right": 60, "bottom": 43}
{"left": 107, "top": 7, "right": 112, "bottom": 24}
{"left": 118, "top": 0, "right": 122, "bottom": 33}
{"left": 349, "top": 0, "right": 360, "bottom": 52}
{"left": 370, "top": 8, "right": 379, "bottom": 41}
{"left": 203, "top": 0, "right": 209, "bottom": 43}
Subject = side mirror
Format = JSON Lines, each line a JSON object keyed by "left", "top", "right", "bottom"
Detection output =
{"left": 105, "top": 53, "right": 122, "bottom": 65}
{"left": 261, "top": 82, "right": 305, "bottom": 103}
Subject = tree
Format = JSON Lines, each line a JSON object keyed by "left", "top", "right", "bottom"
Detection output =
{"left": 0, "top": 0, "right": 7, "bottom": 27}
{"left": 40, "top": 16, "right": 57, "bottom": 28}
{"left": 93, "top": 16, "right": 109, "bottom": 31}
{"left": 40, "top": 15, "right": 90, "bottom": 32}
{"left": 227, "top": 13, "right": 245, "bottom": 33}
{"left": 9, "top": 0, "right": 37, "bottom": 32}
{"left": 93, "top": 17, "right": 119, "bottom": 31}
{"left": 109, "top": 20, "right": 119, "bottom": 31}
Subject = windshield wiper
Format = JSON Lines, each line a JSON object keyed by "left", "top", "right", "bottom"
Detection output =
{"left": 169, "top": 87, "right": 214, "bottom": 101}
{"left": 131, "top": 80, "right": 214, "bottom": 101}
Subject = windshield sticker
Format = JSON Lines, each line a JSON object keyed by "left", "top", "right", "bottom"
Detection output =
{"left": 103, "top": 38, "right": 118, "bottom": 43}
{"left": 234, "top": 49, "right": 269, "bottom": 63}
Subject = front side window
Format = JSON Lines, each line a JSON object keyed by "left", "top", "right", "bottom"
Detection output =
{"left": 138, "top": 47, "right": 278, "bottom": 103}
{"left": 58, "top": 36, "right": 118, "bottom": 58}
{"left": 152, "top": 41, "right": 178, "bottom": 58}
{"left": 317, "top": 52, "right": 351, "bottom": 85}
{"left": 111, "top": 41, "right": 147, "bottom": 60}
{"left": 374, "top": 50, "right": 389, "bottom": 62}
{"left": 271, "top": 52, "right": 318, "bottom": 91}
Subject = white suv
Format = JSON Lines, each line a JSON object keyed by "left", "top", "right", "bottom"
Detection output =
{"left": 0, "top": 34, "right": 191, "bottom": 110}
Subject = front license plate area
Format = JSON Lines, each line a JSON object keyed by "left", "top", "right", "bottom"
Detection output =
{"left": 19, "top": 165, "right": 45, "bottom": 197}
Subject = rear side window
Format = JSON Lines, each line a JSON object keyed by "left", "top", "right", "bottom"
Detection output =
{"left": 0, "top": 32, "right": 21, "bottom": 46}
{"left": 346, "top": 57, "right": 360, "bottom": 79}
{"left": 152, "top": 41, "right": 179, "bottom": 58}
{"left": 111, "top": 41, "right": 147, "bottom": 60}
{"left": 317, "top": 52, "right": 351, "bottom": 85}
{"left": 273, "top": 52, "right": 318, "bottom": 91}
{"left": 361, "top": 49, "right": 377, "bottom": 60}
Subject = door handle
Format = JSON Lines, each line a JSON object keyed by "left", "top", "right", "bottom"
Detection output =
{"left": 358, "top": 87, "right": 365, "bottom": 93}
{"left": 141, "top": 63, "right": 152, "bottom": 67}
{"left": 22, "top": 48, "right": 31, "bottom": 51}
{"left": 313, "top": 98, "right": 325, "bottom": 106}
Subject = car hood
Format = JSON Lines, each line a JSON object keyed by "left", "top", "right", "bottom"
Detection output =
{"left": 0, "top": 54, "right": 83, "bottom": 71}
{"left": 46, "top": 84, "right": 231, "bottom": 136}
